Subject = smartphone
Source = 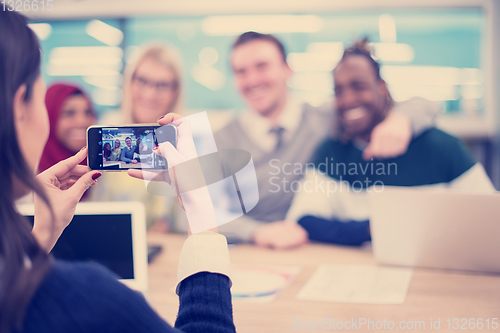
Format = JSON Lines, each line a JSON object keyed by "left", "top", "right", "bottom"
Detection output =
{"left": 87, "top": 124, "right": 177, "bottom": 171}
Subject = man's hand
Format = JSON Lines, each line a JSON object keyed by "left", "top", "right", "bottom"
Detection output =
{"left": 363, "top": 112, "right": 412, "bottom": 160}
{"left": 253, "top": 221, "right": 309, "bottom": 249}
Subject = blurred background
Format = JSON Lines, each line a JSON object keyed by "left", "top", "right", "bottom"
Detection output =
{"left": 26, "top": 0, "right": 500, "bottom": 188}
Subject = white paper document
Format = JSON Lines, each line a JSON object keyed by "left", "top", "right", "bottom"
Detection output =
{"left": 297, "top": 264, "right": 413, "bottom": 304}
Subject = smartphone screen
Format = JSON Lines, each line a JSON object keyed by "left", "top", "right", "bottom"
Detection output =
{"left": 87, "top": 124, "right": 177, "bottom": 170}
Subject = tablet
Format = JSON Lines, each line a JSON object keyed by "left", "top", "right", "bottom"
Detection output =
{"left": 17, "top": 202, "right": 148, "bottom": 294}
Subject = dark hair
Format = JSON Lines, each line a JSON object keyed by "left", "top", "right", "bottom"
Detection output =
{"left": 103, "top": 143, "right": 111, "bottom": 159}
{"left": 232, "top": 31, "right": 287, "bottom": 63}
{"left": 0, "top": 9, "right": 53, "bottom": 333}
{"left": 125, "top": 137, "right": 131, "bottom": 141}
{"left": 340, "top": 37, "right": 381, "bottom": 80}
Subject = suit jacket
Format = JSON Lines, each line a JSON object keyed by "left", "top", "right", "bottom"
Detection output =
{"left": 120, "top": 145, "right": 136, "bottom": 163}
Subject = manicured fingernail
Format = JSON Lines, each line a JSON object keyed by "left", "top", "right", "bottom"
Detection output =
{"left": 80, "top": 146, "right": 87, "bottom": 152}
{"left": 157, "top": 115, "right": 165, "bottom": 121}
{"left": 92, "top": 172, "right": 102, "bottom": 180}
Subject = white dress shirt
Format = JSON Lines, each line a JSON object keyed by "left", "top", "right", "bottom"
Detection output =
{"left": 238, "top": 96, "right": 304, "bottom": 152}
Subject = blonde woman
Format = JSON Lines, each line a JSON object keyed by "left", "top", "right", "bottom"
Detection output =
{"left": 94, "top": 44, "right": 183, "bottom": 230}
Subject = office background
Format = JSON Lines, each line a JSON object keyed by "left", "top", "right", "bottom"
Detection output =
{"left": 26, "top": 0, "right": 500, "bottom": 188}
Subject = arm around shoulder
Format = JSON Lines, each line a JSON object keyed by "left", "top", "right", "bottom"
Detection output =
{"left": 392, "top": 97, "right": 440, "bottom": 137}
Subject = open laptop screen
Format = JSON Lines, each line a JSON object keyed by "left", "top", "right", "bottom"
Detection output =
{"left": 26, "top": 214, "right": 134, "bottom": 280}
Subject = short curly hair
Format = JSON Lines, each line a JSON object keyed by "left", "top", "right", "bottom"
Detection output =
{"left": 340, "top": 37, "right": 381, "bottom": 80}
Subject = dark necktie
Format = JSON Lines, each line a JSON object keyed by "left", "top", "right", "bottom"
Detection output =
{"left": 269, "top": 126, "right": 285, "bottom": 151}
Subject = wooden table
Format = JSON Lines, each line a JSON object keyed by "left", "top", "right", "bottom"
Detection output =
{"left": 147, "top": 233, "right": 500, "bottom": 332}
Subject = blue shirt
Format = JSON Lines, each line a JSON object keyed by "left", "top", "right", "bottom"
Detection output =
{"left": 120, "top": 146, "right": 136, "bottom": 163}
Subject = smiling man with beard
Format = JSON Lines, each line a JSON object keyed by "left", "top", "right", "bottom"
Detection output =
{"left": 212, "top": 32, "right": 441, "bottom": 247}
{"left": 280, "top": 38, "right": 495, "bottom": 248}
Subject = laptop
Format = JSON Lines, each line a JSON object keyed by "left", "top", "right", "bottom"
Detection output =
{"left": 17, "top": 202, "right": 149, "bottom": 294}
{"left": 369, "top": 187, "right": 500, "bottom": 274}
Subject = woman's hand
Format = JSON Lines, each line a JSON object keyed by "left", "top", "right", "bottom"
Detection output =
{"left": 32, "top": 147, "right": 101, "bottom": 251}
{"left": 128, "top": 113, "right": 218, "bottom": 234}
{"left": 127, "top": 113, "right": 190, "bottom": 201}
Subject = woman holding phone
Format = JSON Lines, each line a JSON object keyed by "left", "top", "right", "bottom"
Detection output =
{"left": 0, "top": 10, "right": 234, "bottom": 333}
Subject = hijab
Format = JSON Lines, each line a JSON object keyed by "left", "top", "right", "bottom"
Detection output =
{"left": 38, "top": 83, "right": 94, "bottom": 173}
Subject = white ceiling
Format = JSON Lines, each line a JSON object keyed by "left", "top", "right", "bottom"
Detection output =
{"left": 26, "top": 0, "right": 487, "bottom": 20}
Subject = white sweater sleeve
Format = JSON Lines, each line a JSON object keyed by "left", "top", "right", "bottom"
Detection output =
{"left": 176, "top": 231, "right": 231, "bottom": 295}
{"left": 285, "top": 169, "right": 339, "bottom": 222}
{"left": 447, "top": 163, "right": 496, "bottom": 192}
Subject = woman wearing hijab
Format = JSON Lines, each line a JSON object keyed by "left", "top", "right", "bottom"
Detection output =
{"left": 38, "top": 83, "right": 96, "bottom": 173}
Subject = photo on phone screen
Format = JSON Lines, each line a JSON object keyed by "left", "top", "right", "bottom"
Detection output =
{"left": 87, "top": 124, "right": 177, "bottom": 171}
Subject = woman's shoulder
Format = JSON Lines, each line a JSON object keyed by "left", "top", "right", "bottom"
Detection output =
{"left": 23, "top": 260, "right": 177, "bottom": 331}
{"left": 30, "top": 260, "right": 128, "bottom": 307}
{"left": 48, "top": 260, "right": 119, "bottom": 283}
{"left": 23, "top": 260, "right": 167, "bottom": 333}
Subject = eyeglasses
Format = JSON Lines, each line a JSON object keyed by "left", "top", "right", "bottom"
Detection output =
{"left": 132, "top": 75, "right": 177, "bottom": 93}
